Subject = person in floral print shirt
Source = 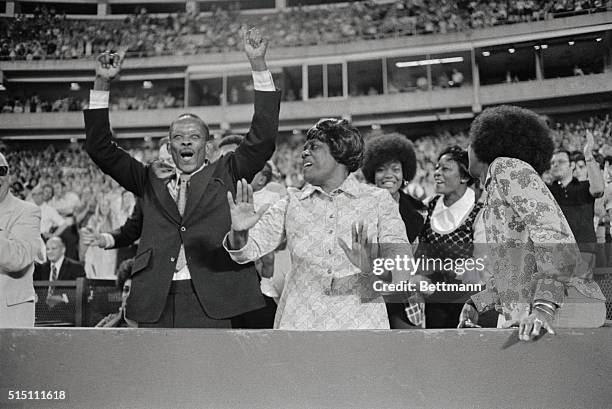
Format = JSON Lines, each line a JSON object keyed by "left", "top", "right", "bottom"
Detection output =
{"left": 461, "top": 105, "right": 606, "bottom": 341}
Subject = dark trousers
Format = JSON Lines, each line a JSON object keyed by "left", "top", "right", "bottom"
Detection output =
{"left": 231, "top": 295, "right": 277, "bottom": 329}
{"left": 138, "top": 280, "right": 231, "bottom": 329}
{"left": 385, "top": 302, "right": 419, "bottom": 329}
{"left": 425, "top": 303, "right": 464, "bottom": 328}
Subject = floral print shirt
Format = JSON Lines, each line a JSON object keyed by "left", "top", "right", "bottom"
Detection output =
{"left": 471, "top": 157, "right": 605, "bottom": 322}
{"left": 225, "top": 174, "right": 413, "bottom": 330}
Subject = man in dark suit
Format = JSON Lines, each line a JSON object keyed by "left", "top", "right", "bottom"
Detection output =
{"left": 34, "top": 236, "right": 85, "bottom": 322}
{"left": 84, "top": 28, "right": 281, "bottom": 328}
{"left": 34, "top": 236, "right": 86, "bottom": 282}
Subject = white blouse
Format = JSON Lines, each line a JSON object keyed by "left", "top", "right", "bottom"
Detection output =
{"left": 430, "top": 187, "right": 476, "bottom": 234}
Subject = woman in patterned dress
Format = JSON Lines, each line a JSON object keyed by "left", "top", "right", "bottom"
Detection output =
{"left": 416, "top": 146, "right": 483, "bottom": 328}
{"left": 462, "top": 105, "right": 606, "bottom": 341}
{"left": 225, "top": 119, "right": 414, "bottom": 330}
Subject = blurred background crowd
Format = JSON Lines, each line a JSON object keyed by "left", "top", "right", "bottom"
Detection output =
{"left": 1, "top": 0, "right": 609, "bottom": 61}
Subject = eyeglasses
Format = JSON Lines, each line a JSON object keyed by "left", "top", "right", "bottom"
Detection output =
{"left": 0, "top": 166, "right": 8, "bottom": 177}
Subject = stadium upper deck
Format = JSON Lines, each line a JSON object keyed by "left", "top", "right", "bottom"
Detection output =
{"left": 0, "top": 3, "right": 610, "bottom": 140}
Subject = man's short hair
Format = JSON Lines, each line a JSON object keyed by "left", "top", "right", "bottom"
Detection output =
{"left": 169, "top": 113, "right": 211, "bottom": 141}
{"left": 553, "top": 149, "right": 570, "bottom": 158}
{"left": 570, "top": 150, "right": 585, "bottom": 164}
{"left": 47, "top": 236, "right": 65, "bottom": 248}
{"left": 305, "top": 118, "right": 364, "bottom": 172}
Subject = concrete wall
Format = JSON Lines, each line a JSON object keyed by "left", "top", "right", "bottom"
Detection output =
{"left": 1, "top": 327, "right": 611, "bottom": 409}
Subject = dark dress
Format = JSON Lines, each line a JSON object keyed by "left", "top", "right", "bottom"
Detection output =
{"left": 385, "top": 190, "right": 426, "bottom": 329}
{"left": 417, "top": 195, "right": 482, "bottom": 328}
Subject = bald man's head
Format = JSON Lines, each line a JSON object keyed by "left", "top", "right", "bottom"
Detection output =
{"left": 46, "top": 236, "right": 66, "bottom": 263}
{"left": 0, "top": 153, "right": 9, "bottom": 203}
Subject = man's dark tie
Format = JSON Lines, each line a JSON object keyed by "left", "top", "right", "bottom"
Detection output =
{"left": 49, "top": 264, "right": 58, "bottom": 295}
{"left": 175, "top": 174, "right": 191, "bottom": 271}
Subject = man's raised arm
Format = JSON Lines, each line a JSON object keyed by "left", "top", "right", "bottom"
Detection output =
{"left": 231, "top": 27, "right": 282, "bottom": 181}
{"left": 84, "top": 48, "right": 147, "bottom": 196}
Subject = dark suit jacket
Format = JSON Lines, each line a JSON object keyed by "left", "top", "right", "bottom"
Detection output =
{"left": 34, "top": 257, "right": 85, "bottom": 281}
{"left": 110, "top": 198, "right": 143, "bottom": 249}
{"left": 84, "top": 90, "right": 281, "bottom": 323}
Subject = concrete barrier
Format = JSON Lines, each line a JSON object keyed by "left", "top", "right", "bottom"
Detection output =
{"left": 1, "top": 327, "right": 611, "bottom": 409}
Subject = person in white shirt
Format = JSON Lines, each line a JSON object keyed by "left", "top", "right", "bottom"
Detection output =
{"left": 30, "top": 185, "right": 67, "bottom": 240}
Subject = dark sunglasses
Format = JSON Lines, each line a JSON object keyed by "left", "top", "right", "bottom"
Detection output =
{"left": 0, "top": 166, "right": 8, "bottom": 177}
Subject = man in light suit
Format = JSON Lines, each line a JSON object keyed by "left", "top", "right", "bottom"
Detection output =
{"left": 84, "top": 28, "right": 281, "bottom": 328}
{"left": 0, "top": 152, "right": 41, "bottom": 327}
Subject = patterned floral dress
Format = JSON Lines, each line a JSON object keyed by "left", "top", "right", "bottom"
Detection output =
{"left": 471, "top": 157, "right": 605, "bottom": 324}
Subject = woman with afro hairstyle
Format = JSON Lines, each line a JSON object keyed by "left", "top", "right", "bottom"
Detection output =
{"left": 362, "top": 133, "right": 427, "bottom": 328}
{"left": 462, "top": 105, "right": 606, "bottom": 340}
{"left": 362, "top": 133, "right": 426, "bottom": 243}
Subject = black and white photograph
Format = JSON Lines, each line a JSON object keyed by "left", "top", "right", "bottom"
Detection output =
{"left": 0, "top": 0, "right": 611, "bottom": 407}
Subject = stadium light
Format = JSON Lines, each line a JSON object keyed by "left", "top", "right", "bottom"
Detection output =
{"left": 568, "top": 41, "right": 575, "bottom": 46}
{"left": 0, "top": 84, "right": 5, "bottom": 91}
{"left": 482, "top": 51, "right": 490, "bottom": 57}
{"left": 508, "top": 48, "right": 515, "bottom": 53}
{"left": 143, "top": 81, "right": 153, "bottom": 89}
{"left": 534, "top": 45, "right": 540, "bottom": 50}
{"left": 70, "top": 82, "right": 80, "bottom": 91}
{"left": 541, "top": 44, "right": 548, "bottom": 49}
{"left": 596, "top": 37, "right": 602, "bottom": 42}
{"left": 395, "top": 56, "right": 464, "bottom": 68}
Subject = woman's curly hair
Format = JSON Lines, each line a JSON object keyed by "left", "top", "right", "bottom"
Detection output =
{"left": 469, "top": 105, "right": 554, "bottom": 174}
{"left": 361, "top": 133, "right": 417, "bottom": 184}
{"left": 305, "top": 118, "right": 364, "bottom": 172}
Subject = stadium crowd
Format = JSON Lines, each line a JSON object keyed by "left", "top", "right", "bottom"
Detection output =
{"left": 4, "top": 114, "right": 611, "bottom": 205}
{"left": 2, "top": 110, "right": 610, "bottom": 330}
{"left": 1, "top": 0, "right": 609, "bottom": 61}
{"left": 0, "top": 90, "right": 183, "bottom": 113}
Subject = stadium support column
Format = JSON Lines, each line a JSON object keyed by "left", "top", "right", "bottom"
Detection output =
{"left": 471, "top": 48, "right": 481, "bottom": 113}
{"left": 535, "top": 49, "right": 543, "bottom": 80}
{"left": 6, "top": 0, "right": 17, "bottom": 15}
{"left": 97, "top": 0, "right": 108, "bottom": 16}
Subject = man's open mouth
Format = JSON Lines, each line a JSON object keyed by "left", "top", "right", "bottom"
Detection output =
{"left": 303, "top": 162, "right": 313, "bottom": 168}
{"left": 180, "top": 151, "right": 194, "bottom": 160}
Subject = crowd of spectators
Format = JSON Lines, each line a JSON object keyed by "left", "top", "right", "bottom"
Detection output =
{"left": 1, "top": 95, "right": 86, "bottom": 113}
{"left": 1, "top": 113, "right": 609, "bottom": 290}
{"left": 0, "top": 91, "right": 183, "bottom": 114}
{"left": 4, "top": 114, "right": 611, "bottom": 205}
{"left": 1, "top": 0, "right": 609, "bottom": 61}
